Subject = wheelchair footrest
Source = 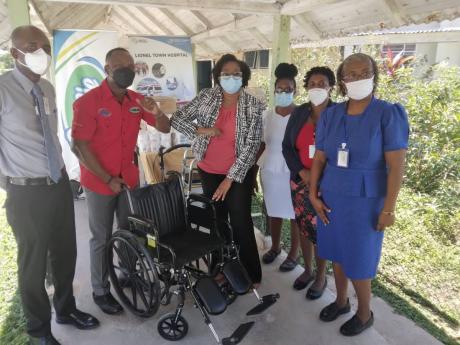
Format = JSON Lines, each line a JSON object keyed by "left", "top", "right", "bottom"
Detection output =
{"left": 221, "top": 322, "right": 254, "bottom": 345}
{"left": 222, "top": 260, "right": 252, "bottom": 295}
{"left": 193, "top": 277, "right": 227, "bottom": 315}
{"left": 246, "top": 293, "right": 280, "bottom": 316}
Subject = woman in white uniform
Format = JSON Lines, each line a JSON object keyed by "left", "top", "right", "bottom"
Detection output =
{"left": 256, "top": 63, "right": 300, "bottom": 272}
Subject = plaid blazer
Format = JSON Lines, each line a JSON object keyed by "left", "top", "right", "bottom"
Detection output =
{"left": 170, "top": 86, "right": 266, "bottom": 183}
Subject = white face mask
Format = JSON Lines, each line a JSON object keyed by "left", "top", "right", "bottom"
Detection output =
{"left": 16, "top": 48, "right": 51, "bottom": 75}
{"left": 308, "top": 88, "right": 329, "bottom": 106}
{"left": 344, "top": 77, "right": 374, "bottom": 100}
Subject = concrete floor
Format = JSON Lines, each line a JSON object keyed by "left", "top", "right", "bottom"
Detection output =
{"left": 50, "top": 199, "right": 442, "bottom": 345}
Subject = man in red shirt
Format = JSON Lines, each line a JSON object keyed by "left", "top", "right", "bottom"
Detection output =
{"left": 71, "top": 47, "right": 170, "bottom": 314}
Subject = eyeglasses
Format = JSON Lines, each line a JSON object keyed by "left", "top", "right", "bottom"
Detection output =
{"left": 275, "top": 88, "right": 294, "bottom": 94}
{"left": 220, "top": 72, "right": 243, "bottom": 79}
{"left": 342, "top": 71, "right": 374, "bottom": 82}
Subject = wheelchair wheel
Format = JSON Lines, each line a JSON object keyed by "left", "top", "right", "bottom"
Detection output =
{"left": 107, "top": 230, "right": 161, "bottom": 317}
{"left": 157, "top": 313, "right": 189, "bottom": 341}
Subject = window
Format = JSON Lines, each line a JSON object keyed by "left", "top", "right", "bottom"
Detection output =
{"left": 381, "top": 44, "right": 416, "bottom": 58}
{"left": 244, "top": 50, "right": 269, "bottom": 69}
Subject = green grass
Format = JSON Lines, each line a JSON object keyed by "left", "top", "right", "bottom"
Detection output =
{"left": 0, "top": 191, "right": 27, "bottom": 345}
{"left": 252, "top": 188, "right": 460, "bottom": 345}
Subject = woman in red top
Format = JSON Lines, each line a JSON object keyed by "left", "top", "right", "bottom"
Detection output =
{"left": 282, "top": 67, "right": 336, "bottom": 299}
{"left": 171, "top": 54, "right": 265, "bottom": 285}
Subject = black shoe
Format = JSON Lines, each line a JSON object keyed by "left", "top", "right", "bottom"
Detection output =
{"left": 29, "top": 334, "right": 61, "bottom": 345}
{"left": 56, "top": 309, "right": 100, "bottom": 330}
{"left": 292, "top": 273, "right": 314, "bottom": 290}
{"left": 306, "top": 278, "right": 327, "bottom": 300}
{"left": 279, "top": 257, "right": 297, "bottom": 272}
{"left": 319, "top": 298, "right": 351, "bottom": 322}
{"left": 340, "top": 312, "right": 374, "bottom": 336}
{"left": 262, "top": 249, "right": 281, "bottom": 264}
{"left": 93, "top": 292, "right": 123, "bottom": 315}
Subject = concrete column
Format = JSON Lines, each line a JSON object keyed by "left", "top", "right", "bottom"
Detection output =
{"left": 269, "top": 14, "right": 291, "bottom": 107}
{"left": 7, "top": 0, "right": 30, "bottom": 28}
{"left": 192, "top": 43, "right": 198, "bottom": 94}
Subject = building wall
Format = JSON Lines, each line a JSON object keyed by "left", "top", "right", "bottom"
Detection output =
{"left": 435, "top": 42, "right": 460, "bottom": 66}
{"left": 415, "top": 43, "right": 437, "bottom": 64}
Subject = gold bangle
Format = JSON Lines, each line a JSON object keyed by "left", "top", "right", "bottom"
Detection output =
{"left": 382, "top": 210, "right": 395, "bottom": 216}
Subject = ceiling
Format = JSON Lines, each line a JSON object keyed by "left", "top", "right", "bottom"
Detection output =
{"left": 1, "top": 0, "right": 460, "bottom": 58}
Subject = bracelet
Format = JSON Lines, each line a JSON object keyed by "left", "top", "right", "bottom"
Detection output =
{"left": 381, "top": 210, "right": 395, "bottom": 216}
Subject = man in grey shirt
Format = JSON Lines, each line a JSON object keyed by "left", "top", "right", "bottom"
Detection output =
{"left": 0, "top": 26, "right": 99, "bottom": 345}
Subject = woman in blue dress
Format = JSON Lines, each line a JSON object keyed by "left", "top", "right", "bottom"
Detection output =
{"left": 309, "top": 53, "right": 409, "bottom": 336}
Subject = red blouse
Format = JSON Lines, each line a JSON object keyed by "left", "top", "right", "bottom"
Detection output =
{"left": 296, "top": 122, "right": 316, "bottom": 169}
{"left": 198, "top": 106, "right": 237, "bottom": 175}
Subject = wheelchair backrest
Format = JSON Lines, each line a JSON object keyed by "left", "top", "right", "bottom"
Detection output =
{"left": 126, "top": 176, "right": 188, "bottom": 237}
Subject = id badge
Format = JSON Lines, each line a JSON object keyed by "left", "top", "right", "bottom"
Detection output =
{"left": 337, "top": 143, "right": 349, "bottom": 168}
{"left": 308, "top": 144, "right": 316, "bottom": 159}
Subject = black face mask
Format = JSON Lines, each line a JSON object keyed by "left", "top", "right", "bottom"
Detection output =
{"left": 112, "top": 67, "right": 135, "bottom": 89}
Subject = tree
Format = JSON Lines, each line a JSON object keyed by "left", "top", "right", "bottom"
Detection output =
{"left": 0, "top": 52, "right": 14, "bottom": 73}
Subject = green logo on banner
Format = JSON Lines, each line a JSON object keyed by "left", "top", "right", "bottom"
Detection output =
{"left": 64, "top": 65, "right": 104, "bottom": 128}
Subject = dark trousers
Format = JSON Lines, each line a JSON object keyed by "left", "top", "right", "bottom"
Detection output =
{"left": 4, "top": 176, "right": 77, "bottom": 337}
{"left": 199, "top": 169, "right": 262, "bottom": 284}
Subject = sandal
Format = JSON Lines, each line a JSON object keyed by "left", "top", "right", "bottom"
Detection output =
{"left": 293, "top": 273, "right": 314, "bottom": 290}
{"left": 319, "top": 298, "right": 351, "bottom": 322}
{"left": 279, "top": 257, "right": 298, "bottom": 272}
{"left": 262, "top": 249, "right": 281, "bottom": 264}
{"left": 340, "top": 312, "right": 374, "bottom": 336}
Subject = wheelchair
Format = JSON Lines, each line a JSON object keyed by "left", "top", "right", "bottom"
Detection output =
{"left": 106, "top": 172, "right": 279, "bottom": 344}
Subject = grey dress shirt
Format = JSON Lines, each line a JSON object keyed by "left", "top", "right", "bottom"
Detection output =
{"left": 0, "top": 67, "right": 65, "bottom": 187}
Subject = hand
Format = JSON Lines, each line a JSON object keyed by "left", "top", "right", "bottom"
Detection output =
{"left": 212, "top": 178, "right": 233, "bottom": 201}
{"left": 137, "top": 97, "right": 161, "bottom": 117}
{"left": 309, "top": 194, "right": 331, "bottom": 225}
{"left": 198, "top": 127, "right": 221, "bottom": 137}
{"left": 298, "top": 169, "right": 310, "bottom": 186}
{"left": 376, "top": 211, "right": 395, "bottom": 231}
{"left": 108, "top": 176, "right": 125, "bottom": 194}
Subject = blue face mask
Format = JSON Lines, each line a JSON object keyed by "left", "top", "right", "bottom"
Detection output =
{"left": 220, "top": 76, "right": 243, "bottom": 94}
{"left": 275, "top": 92, "right": 294, "bottom": 107}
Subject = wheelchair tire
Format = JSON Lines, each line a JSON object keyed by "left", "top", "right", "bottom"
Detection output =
{"left": 107, "top": 230, "right": 161, "bottom": 318}
{"left": 157, "top": 313, "right": 189, "bottom": 341}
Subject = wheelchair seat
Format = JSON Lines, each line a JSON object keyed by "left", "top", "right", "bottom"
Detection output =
{"left": 160, "top": 230, "right": 224, "bottom": 268}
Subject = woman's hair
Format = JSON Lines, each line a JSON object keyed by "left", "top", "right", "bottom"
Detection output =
{"left": 336, "top": 53, "right": 379, "bottom": 96}
{"left": 275, "top": 63, "right": 298, "bottom": 88}
{"left": 303, "top": 66, "right": 336, "bottom": 89}
{"left": 212, "top": 54, "right": 251, "bottom": 87}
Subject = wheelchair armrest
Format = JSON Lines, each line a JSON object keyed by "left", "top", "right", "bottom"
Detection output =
{"left": 188, "top": 193, "right": 214, "bottom": 205}
{"left": 127, "top": 215, "right": 154, "bottom": 229}
{"left": 128, "top": 215, "right": 177, "bottom": 265}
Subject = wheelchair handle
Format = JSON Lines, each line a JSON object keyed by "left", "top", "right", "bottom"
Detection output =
{"left": 158, "top": 143, "right": 192, "bottom": 172}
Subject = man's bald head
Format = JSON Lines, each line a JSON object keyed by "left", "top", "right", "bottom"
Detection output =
{"left": 10, "top": 25, "right": 51, "bottom": 80}
{"left": 11, "top": 25, "right": 50, "bottom": 51}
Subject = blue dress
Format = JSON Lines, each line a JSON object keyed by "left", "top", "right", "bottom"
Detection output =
{"left": 315, "top": 97, "right": 409, "bottom": 279}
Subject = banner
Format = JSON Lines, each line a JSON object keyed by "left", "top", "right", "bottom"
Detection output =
{"left": 128, "top": 36, "right": 196, "bottom": 105}
{"left": 53, "top": 30, "right": 118, "bottom": 179}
